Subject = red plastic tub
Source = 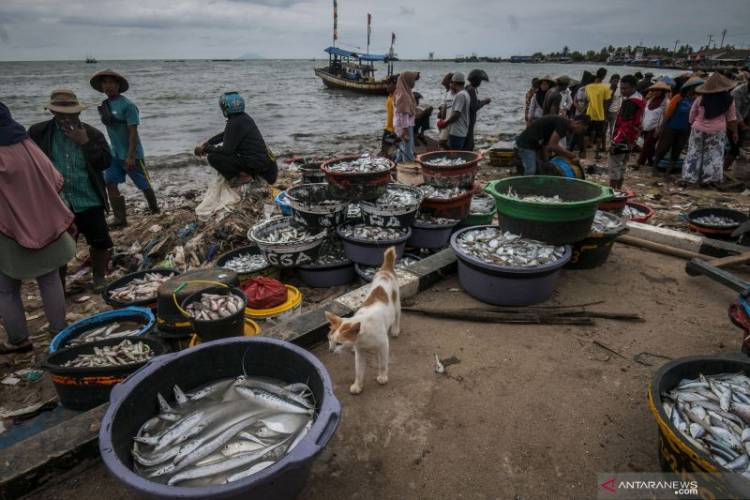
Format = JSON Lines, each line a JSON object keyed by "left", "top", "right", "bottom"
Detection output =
{"left": 320, "top": 156, "right": 395, "bottom": 201}
{"left": 598, "top": 189, "right": 635, "bottom": 216}
{"left": 417, "top": 151, "right": 482, "bottom": 189}
{"left": 419, "top": 183, "right": 479, "bottom": 220}
{"left": 624, "top": 201, "right": 655, "bottom": 223}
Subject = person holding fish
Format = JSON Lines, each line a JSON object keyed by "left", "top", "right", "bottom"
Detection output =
{"left": 0, "top": 102, "right": 75, "bottom": 354}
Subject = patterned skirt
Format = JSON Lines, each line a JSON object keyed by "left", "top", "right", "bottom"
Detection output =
{"left": 682, "top": 129, "right": 726, "bottom": 184}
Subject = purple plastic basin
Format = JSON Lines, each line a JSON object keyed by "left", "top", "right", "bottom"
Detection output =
{"left": 407, "top": 219, "right": 460, "bottom": 250}
{"left": 450, "top": 226, "right": 571, "bottom": 306}
{"left": 336, "top": 226, "right": 411, "bottom": 266}
{"left": 99, "top": 337, "right": 341, "bottom": 500}
{"left": 296, "top": 261, "right": 356, "bottom": 288}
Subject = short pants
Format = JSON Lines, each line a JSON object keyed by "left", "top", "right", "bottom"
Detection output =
{"left": 104, "top": 158, "right": 152, "bottom": 191}
{"left": 608, "top": 152, "right": 630, "bottom": 182}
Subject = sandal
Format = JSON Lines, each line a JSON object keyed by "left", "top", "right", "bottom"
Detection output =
{"left": 0, "top": 338, "right": 33, "bottom": 355}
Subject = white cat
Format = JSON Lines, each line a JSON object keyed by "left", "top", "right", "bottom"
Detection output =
{"left": 326, "top": 246, "right": 401, "bottom": 395}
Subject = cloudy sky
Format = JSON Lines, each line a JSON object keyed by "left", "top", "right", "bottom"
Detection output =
{"left": 1, "top": 0, "right": 749, "bottom": 61}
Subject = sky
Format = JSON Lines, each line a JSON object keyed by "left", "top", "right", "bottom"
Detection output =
{"left": 1, "top": 0, "right": 749, "bottom": 61}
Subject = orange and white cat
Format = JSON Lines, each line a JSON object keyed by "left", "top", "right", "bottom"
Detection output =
{"left": 326, "top": 246, "right": 401, "bottom": 395}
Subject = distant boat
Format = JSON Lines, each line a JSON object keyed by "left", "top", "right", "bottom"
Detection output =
{"left": 85, "top": 56, "right": 98, "bottom": 64}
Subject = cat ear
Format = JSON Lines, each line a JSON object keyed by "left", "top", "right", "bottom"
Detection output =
{"left": 345, "top": 322, "right": 361, "bottom": 338}
{"left": 325, "top": 311, "right": 342, "bottom": 327}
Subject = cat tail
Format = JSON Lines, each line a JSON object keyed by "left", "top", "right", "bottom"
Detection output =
{"left": 381, "top": 246, "right": 397, "bottom": 274}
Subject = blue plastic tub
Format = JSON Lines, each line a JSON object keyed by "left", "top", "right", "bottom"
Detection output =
{"left": 274, "top": 191, "right": 293, "bottom": 216}
{"left": 99, "top": 337, "right": 341, "bottom": 500}
{"left": 49, "top": 307, "right": 155, "bottom": 353}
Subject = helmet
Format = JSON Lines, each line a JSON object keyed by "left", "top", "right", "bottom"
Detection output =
{"left": 219, "top": 92, "right": 245, "bottom": 117}
{"left": 468, "top": 69, "right": 489, "bottom": 84}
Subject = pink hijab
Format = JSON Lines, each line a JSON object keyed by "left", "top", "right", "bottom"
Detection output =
{"left": 0, "top": 138, "right": 74, "bottom": 249}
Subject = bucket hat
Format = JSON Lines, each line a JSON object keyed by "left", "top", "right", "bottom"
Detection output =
{"left": 45, "top": 89, "right": 87, "bottom": 114}
{"left": 451, "top": 72, "right": 466, "bottom": 84}
{"left": 538, "top": 74, "right": 555, "bottom": 85}
{"left": 90, "top": 69, "right": 129, "bottom": 93}
{"left": 695, "top": 72, "right": 736, "bottom": 94}
{"left": 680, "top": 77, "right": 704, "bottom": 91}
{"left": 555, "top": 75, "right": 571, "bottom": 86}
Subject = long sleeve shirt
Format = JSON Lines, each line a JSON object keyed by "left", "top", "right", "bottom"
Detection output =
{"left": 612, "top": 92, "right": 645, "bottom": 146}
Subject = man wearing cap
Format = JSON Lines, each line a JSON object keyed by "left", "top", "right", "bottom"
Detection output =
{"left": 543, "top": 75, "right": 572, "bottom": 117}
{"left": 436, "top": 72, "right": 471, "bottom": 150}
{"left": 28, "top": 90, "right": 113, "bottom": 291}
{"left": 90, "top": 69, "right": 158, "bottom": 228}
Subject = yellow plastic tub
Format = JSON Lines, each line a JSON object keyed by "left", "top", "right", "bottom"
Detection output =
{"left": 188, "top": 318, "right": 262, "bottom": 347}
{"left": 245, "top": 285, "right": 303, "bottom": 323}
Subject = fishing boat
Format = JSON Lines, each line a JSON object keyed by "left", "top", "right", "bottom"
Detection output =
{"left": 314, "top": 5, "right": 397, "bottom": 96}
{"left": 85, "top": 56, "right": 98, "bottom": 64}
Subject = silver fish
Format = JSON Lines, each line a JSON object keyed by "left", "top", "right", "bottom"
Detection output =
{"left": 186, "top": 293, "right": 244, "bottom": 321}
{"left": 108, "top": 272, "right": 175, "bottom": 303}
{"left": 325, "top": 155, "right": 391, "bottom": 174}
{"left": 415, "top": 214, "right": 459, "bottom": 226}
{"left": 591, "top": 211, "right": 621, "bottom": 232}
{"left": 367, "top": 185, "right": 422, "bottom": 209}
{"left": 222, "top": 253, "right": 269, "bottom": 273}
{"left": 455, "top": 228, "right": 566, "bottom": 268}
{"left": 470, "top": 193, "right": 496, "bottom": 215}
{"left": 67, "top": 321, "right": 143, "bottom": 347}
{"left": 338, "top": 223, "right": 408, "bottom": 241}
{"left": 359, "top": 255, "right": 420, "bottom": 280}
{"left": 422, "top": 156, "right": 468, "bottom": 167}
{"left": 61, "top": 339, "right": 152, "bottom": 368}
{"left": 693, "top": 215, "right": 739, "bottom": 228}
{"left": 623, "top": 204, "right": 648, "bottom": 219}
{"left": 305, "top": 238, "right": 350, "bottom": 267}
{"left": 419, "top": 185, "right": 469, "bottom": 200}
{"left": 505, "top": 187, "right": 563, "bottom": 204}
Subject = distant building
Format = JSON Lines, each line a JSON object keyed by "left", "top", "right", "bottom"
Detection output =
{"left": 510, "top": 55, "right": 533, "bottom": 63}
{"left": 689, "top": 48, "right": 750, "bottom": 66}
{"left": 633, "top": 46, "right": 646, "bottom": 61}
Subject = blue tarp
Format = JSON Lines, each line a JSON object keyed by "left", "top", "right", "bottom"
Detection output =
{"left": 324, "top": 46, "right": 392, "bottom": 62}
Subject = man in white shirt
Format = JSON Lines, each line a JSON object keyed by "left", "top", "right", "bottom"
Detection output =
{"left": 437, "top": 72, "right": 471, "bottom": 150}
{"left": 607, "top": 74, "right": 622, "bottom": 141}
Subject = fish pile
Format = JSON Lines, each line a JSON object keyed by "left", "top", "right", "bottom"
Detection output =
{"left": 505, "top": 188, "right": 563, "bottom": 204}
{"left": 371, "top": 186, "right": 421, "bottom": 208}
{"left": 339, "top": 224, "right": 408, "bottom": 241}
{"left": 358, "top": 255, "right": 421, "bottom": 280}
{"left": 131, "top": 376, "right": 315, "bottom": 486}
{"left": 614, "top": 191, "right": 632, "bottom": 199}
{"left": 109, "top": 272, "right": 175, "bottom": 303}
{"left": 423, "top": 156, "right": 467, "bottom": 167}
{"left": 346, "top": 204, "right": 362, "bottom": 221}
{"left": 306, "top": 239, "right": 350, "bottom": 267}
{"left": 456, "top": 228, "right": 566, "bottom": 268}
{"left": 662, "top": 372, "right": 750, "bottom": 475}
{"left": 591, "top": 211, "right": 622, "bottom": 232}
{"left": 326, "top": 156, "right": 391, "bottom": 174}
{"left": 623, "top": 204, "right": 648, "bottom": 219}
{"left": 255, "top": 224, "right": 317, "bottom": 244}
{"left": 419, "top": 185, "right": 468, "bottom": 200}
{"left": 415, "top": 214, "right": 459, "bottom": 226}
{"left": 470, "top": 194, "right": 496, "bottom": 214}
{"left": 693, "top": 215, "right": 739, "bottom": 228}
{"left": 186, "top": 294, "right": 245, "bottom": 321}
{"left": 61, "top": 339, "right": 153, "bottom": 368}
{"left": 67, "top": 321, "right": 143, "bottom": 347}
{"left": 222, "top": 253, "right": 269, "bottom": 273}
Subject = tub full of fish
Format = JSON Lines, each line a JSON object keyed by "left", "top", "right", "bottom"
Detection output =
{"left": 688, "top": 208, "right": 748, "bottom": 239}
{"left": 418, "top": 183, "right": 477, "bottom": 221}
{"left": 296, "top": 238, "right": 355, "bottom": 288}
{"left": 99, "top": 337, "right": 341, "bottom": 500}
{"left": 215, "top": 246, "right": 272, "bottom": 280}
{"left": 417, "top": 150, "right": 482, "bottom": 189}
{"left": 249, "top": 217, "right": 327, "bottom": 268}
{"left": 181, "top": 287, "right": 248, "bottom": 342}
{"left": 461, "top": 193, "right": 498, "bottom": 227}
{"left": 648, "top": 355, "right": 750, "bottom": 498}
{"left": 355, "top": 254, "right": 422, "bottom": 283}
{"left": 320, "top": 155, "right": 395, "bottom": 201}
{"left": 104, "top": 269, "right": 179, "bottom": 309}
{"left": 407, "top": 215, "right": 461, "bottom": 250}
{"left": 43, "top": 336, "right": 167, "bottom": 411}
{"left": 598, "top": 189, "right": 635, "bottom": 216}
{"left": 359, "top": 184, "right": 424, "bottom": 229}
{"left": 285, "top": 183, "right": 347, "bottom": 230}
{"left": 485, "top": 177, "right": 614, "bottom": 245}
{"left": 336, "top": 224, "right": 411, "bottom": 266}
{"left": 623, "top": 201, "right": 655, "bottom": 223}
{"left": 50, "top": 307, "right": 155, "bottom": 353}
{"left": 566, "top": 211, "right": 628, "bottom": 270}
{"left": 450, "top": 226, "right": 571, "bottom": 306}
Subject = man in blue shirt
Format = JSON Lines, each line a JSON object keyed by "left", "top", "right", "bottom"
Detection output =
{"left": 90, "top": 70, "right": 159, "bottom": 228}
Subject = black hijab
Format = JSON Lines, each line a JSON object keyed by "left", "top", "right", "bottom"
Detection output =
{"left": 0, "top": 102, "right": 28, "bottom": 146}
{"left": 701, "top": 92, "right": 734, "bottom": 120}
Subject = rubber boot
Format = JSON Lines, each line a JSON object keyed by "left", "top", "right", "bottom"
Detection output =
{"left": 109, "top": 195, "right": 128, "bottom": 228}
{"left": 143, "top": 188, "right": 160, "bottom": 214}
{"left": 90, "top": 248, "right": 110, "bottom": 293}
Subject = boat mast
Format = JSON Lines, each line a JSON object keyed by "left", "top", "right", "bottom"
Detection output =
{"left": 366, "top": 13, "right": 373, "bottom": 75}
{"left": 388, "top": 32, "right": 396, "bottom": 77}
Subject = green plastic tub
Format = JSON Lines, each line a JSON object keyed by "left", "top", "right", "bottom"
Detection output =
{"left": 485, "top": 176, "right": 614, "bottom": 245}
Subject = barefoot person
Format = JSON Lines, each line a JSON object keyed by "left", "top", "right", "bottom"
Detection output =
{"left": 608, "top": 75, "right": 645, "bottom": 189}
{"left": 29, "top": 90, "right": 113, "bottom": 292}
{"left": 194, "top": 92, "right": 278, "bottom": 185}
{"left": 91, "top": 69, "right": 159, "bottom": 228}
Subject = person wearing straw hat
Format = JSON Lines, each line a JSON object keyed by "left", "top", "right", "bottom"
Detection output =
{"left": 90, "top": 69, "right": 159, "bottom": 228}
{"left": 637, "top": 80, "right": 672, "bottom": 168}
{"left": 585, "top": 67, "right": 612, "bottom": 160}
{"left": 526, "top": 75, "right": 554, "bottom": 125}
{"left": 28, "top": 89, "right": 114, "bottom": 292}
{"left": 654, "top": 77, "right": 703, "bottom": 177}
{"left": 681, "top": 72, "right": 740, "bottom": 187}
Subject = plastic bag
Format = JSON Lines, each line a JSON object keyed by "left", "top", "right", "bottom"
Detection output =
{"left": 242, "top": 277, "right": 287, "bottom": 309}
{"left": 195, "top": 173, "right": 241, "bottom": 217}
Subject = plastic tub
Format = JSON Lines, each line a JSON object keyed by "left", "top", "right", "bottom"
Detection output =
{"left": 300, "top": 162, "right": 326, "bottom": 184}
{"left": 419, "top": 182, "right": 478, "bottom": 221}
{"left": 285, "top": 183, "right": 347, "bottom": 230}
{"left": 188, "top": 318, "right": 262, "bottom": 347}
{"left": 359, "top": 184, "right": 423, "bottom": 229}
{"left": 450, "top": 226, "right": 571, "bottom": 306}
{"left": 274, "top": 191, "right": 293, "bottom": 216}
{"left": 296, "top": 261, "right": 355, "bottom": 288}
{"left": 416, "top": 151, "right": 482, "bottom": 188}
{"left": 624, "top": 201, "right": 655, "bottom": 223}
{"left": 180, "top": 286, "right": 248, "bottom": 342}
{"left": 566, "top": 212, "right": 628, "bottom": 270}
{"left": 245, "top": 285, "right": 303, "bottom": 323}
{"left": 43, "top": 337, "right": 167, "bottom": 410}
{"left": 687, "top": 207, "right": 747, "bottom": 240}
{"left": 355, "top": 254, "right": 422, "bottom": 283}
{"left": 249, "top": 217, "right": 327, "bottom": 268}
{"left": 407, "top": 219, "right": 461, "bottom": 250}
{"left": 598, "top": 189, "right": 635, "bottom": 216}
{"left": 320, "top": 156, "right": 395, "bottom": 201}
{"left": 647, "top": 355, "right": 750, "bottom": 498}
{"left": 461, "top": 192, "right": 497, "bottom": 227}
{"left": 215, "top": 245, "right": 274, "bottom": 281}
{"left": 485, "top": 176, "right": 614, "bottom": 245}
{"left": 539, "top": 157, "right": 585, "bottom": 179}
{"left": 103, "top": 269, "right": 179, "bottom": 310}
{"left": 99, "top": 337, "right": 341, "bottom": 500}
{"left": 50, "top": 307, "right": 155, "bottom": 353}
{"left": 336, "top": 226, "right": 411, "bottom": 266}
{"left": 487, "top": 147, "right": 515, "bottom": 168}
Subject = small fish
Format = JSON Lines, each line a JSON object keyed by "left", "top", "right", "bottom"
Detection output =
{"left": 222, "top": 253, "right": 268, "bottom": 273}
{"left": 108, "top": 272, "right": 175, "bottom": 303}
{"left": 505, "top": 187, "right": 563, "bottom": 204}
{"left": 60, "top": 339, "right": 152, "bottom": 368}
{"left": 325, "top": 155, "right": 391, "bottom": 174}
{"left": 186, "top": 293, "right": 244, "bottom": 321}
{"left": 338, "top": 224, "right": 408, "bottom": 242}
{"left": 434, "top": 353, "right": 445, "bottom": 374}
{"left": 693, "top": 215, "right": 739, "bottom": 228}
{"left": 419, "top": 185, "right": 469, "bottom": 200}
{"left": 469, "top": 193, "right": 496, "bottom": 215}
{"left": 456, "top": 228, "right": 566, "bottom": 268}
{"left": 423, "top": 156, "right": 468, "bottom": 167}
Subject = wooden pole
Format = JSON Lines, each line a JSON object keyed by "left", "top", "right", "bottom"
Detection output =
{"left": 617, "top": 235, "right": 708, "bottom": 261}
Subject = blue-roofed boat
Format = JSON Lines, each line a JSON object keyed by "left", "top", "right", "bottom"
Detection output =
{"left": 314, "top": 47, "right": 397, "bottom": 95}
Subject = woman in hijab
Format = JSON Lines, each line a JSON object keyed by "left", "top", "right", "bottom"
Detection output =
{"left": 637, "top": 81, "right": 672, "bottom": 168}
{"left": 393, "top": 71, "right": 419, "bottom": 162}
{"left": 681, "top": 73, "right": 740, "bottom": 186}
{"left": 0, "top": 102, "right": 76, "bottom": 353}
{"left": 526, "top": 76, "right": 553, "bottom": 125}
